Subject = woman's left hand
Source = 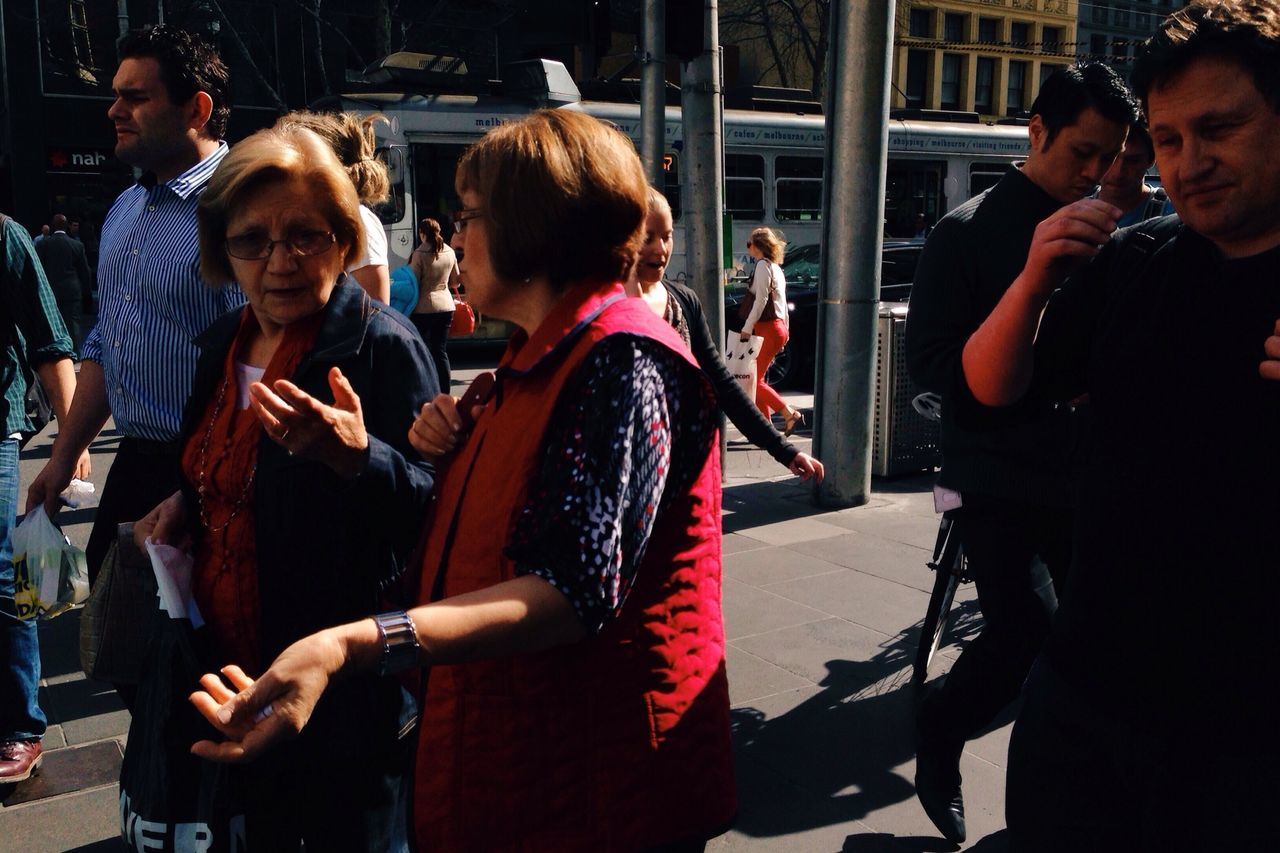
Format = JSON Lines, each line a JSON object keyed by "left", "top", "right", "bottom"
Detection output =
{"left": 739, "top": 331, "right": 751, "bottom": 342}
{"left": 250, "top": 366, "right": 369, "bottom": 479}
{"left": 789, "top": 452, "right": 825, "bottom": 483}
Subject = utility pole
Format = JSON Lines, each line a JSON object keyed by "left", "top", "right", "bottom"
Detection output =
{"left": 812, "top": 0, "right": 896, "bottom": 507}
{"left": 680, "top": 0, "right": 725, "bottom": 350}
{"left": 640, "top": 0, "right": 667, "bottom": 187}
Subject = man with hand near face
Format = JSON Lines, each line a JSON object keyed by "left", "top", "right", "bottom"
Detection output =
{"left": 1097, "top": 121, "right": 1176, "bottom": 228}
{"left": 27, "top": 26, "right": 243, "bottom": 606}
{"left": 904, "top": 62, "right": 1138, "bottom": 844}
{"left": 955, "top": 2, "right": 1280, "bottom": 848}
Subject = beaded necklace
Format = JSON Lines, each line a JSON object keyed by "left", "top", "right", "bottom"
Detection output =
{"left": 195, "top": 372, "right": 257, "bottom": 534}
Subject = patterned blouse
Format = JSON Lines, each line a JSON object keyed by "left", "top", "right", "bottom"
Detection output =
{"left": 506, "top": 334, "right": 716, "bottom": 634}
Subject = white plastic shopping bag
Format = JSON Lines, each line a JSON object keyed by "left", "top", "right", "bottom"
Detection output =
{"left": 12, "top": 506, "right": 89, "bottom": 620}
{"left": 725, "top": 332, "right": 763, "bottom": 404}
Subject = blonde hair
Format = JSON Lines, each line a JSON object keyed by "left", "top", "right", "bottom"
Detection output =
{"left": 646, "top": 186, "right": 673, "bottom": 221}
{"left": 277, "top": 110, "right": 390, "bottom": 206}
{"left": 197, "top": 125, "right": 365, "bottom": 285}
{"left": 456, "top": 109, "right": 648, "bottom": 289}
{"left": 748, "top": 227, "right": 785, "bottom": 264}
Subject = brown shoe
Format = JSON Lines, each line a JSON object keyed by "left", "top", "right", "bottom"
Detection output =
{"left": 0, "top": 739, "right": 43, "bottom": 783}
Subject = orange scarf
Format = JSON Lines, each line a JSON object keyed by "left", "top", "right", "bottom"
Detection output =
{"left": 182, "top": 309, "right": 322, "bottom": 673}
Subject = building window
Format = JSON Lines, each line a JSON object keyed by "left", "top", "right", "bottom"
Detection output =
{"left": 1093, "top": 2, "right": 1110, "bottom": 25}
{"left": 978, "top": 17, "right": 999, "bottom": 43}
{"left": 944, "top": 13, "right": 966, "bottom": 43}
{"left": 940, "top": 54, "right": 963, "bottom": 111}
{"left": 910, "top": 9, "right": 933, "bottom": 38}
{"left": 1112, "top": 40, "right": 1128, "bottom": 60}
{"left": 975, "top": 57, "right": 995, "bottom": 113}
{"left": 1010, "top": 21, "right": 1030, "bottom": 47}
{"left": 1040, "top": 63, "right": 1063, "bottom": 87}
{"left": 775, "top": 156, "right": 823, "bottom": 221}
{"left": 1116, "top": 8, "right": 1131, "bottom": 28}
{"left": 1091, "top": 33, "right": 1107, "bottom": 59}
{"left": 905, "top": 49, "right": 929, "bottom": 109}
{"left": 1007, "top": 60, "right": 1028, "bottom": 115}
{"left": 725, "top": 154, "right": 765, "bottom": 220}
{"left": 1042, "top": 26, "right": 1062, "bottom": 54}
{"left": 1137, "top": 12, "right": 1149, "bottom": 30}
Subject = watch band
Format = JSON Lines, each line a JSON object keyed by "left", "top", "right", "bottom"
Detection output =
{"left": 373, "top": 610, "right": 421, "bottom": 676}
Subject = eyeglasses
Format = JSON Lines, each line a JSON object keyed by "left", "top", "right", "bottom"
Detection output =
{"left": 453, "top": 208, "right": 486, "bottom": 233}
{"left": 225, "top": 229, "right": 336, "bottom": 260}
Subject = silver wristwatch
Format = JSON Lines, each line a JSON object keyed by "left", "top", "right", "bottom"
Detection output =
{"left": 373, "top": 611, "right": 421, "bottom": 676}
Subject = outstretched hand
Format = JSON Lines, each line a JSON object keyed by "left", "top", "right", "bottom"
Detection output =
{"left": 1262, "top": 319, "right": 1280, "bottom": 381}
{"left": 789, "top": 452, "right": 825, "bottom": 483}
{"left": 189, "top": 631, "right": 345, "bottom": 764}
{"left": 250, "top": 366, "right": 368, "bottom": 479}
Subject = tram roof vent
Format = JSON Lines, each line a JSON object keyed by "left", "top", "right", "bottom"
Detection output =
{"left": 501, "top": 60, "right": 581, "bottom": 107}
{"left": 725, "top": 85, "right": 822, "bottom": 115}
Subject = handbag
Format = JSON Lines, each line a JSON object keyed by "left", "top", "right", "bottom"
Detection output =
{"left": 737, "top": 262, "right": 779, "bottom": 323}
{"left": 79, "top": 523, "right": 159, "bottom": 684}
{"left": 450, "top": 299, "right": 477, "bottom": 337}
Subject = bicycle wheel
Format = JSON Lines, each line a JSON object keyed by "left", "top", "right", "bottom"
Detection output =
{"left": 914, "top": 565, "right": 958, "bottom": 683}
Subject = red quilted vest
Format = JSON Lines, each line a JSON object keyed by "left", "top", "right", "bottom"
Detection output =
{"left": 412, "top": 282, "right": 736, "bottom": 850}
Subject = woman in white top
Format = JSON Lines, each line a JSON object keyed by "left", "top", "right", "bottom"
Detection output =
{"left": 409, "top": 217, "right": 460, "bottom": 389}
{"left": 739, "top": 226, "right": 804, "bottom": 434}
{"left": 277, "top": 111, "right": 391, "bottom": 303}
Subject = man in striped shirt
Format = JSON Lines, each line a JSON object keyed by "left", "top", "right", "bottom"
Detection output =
{"left": 27, "top": 27, "right": 243, "bottom": 596}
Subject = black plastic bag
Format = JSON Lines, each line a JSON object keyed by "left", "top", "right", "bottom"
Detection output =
{"left": 118, "top": 618, "right": 249, "bottom": 851}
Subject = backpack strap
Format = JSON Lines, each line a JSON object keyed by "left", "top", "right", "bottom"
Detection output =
{"left": 1110, "top": 214, "right": 1181, "bottom": 288}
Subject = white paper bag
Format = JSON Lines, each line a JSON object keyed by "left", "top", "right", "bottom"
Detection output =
{"left": 725, "top": 333, "right": 763, "bottom": 404}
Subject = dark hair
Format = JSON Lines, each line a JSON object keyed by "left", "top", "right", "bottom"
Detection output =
{"left": 1133, "top": 0, "right": 1280, "bottom": 112}
{"left": 456, "top": 110, "right": 647, "bottom": 290}
{"left": 51, "top": 214, "right": 68, "bottom": 232}
{"left": 1126, "top": 121, "right": 1155, "bottom": 162}
{"left": 118, "top": 25, "right": 230, "bottom": 140}
{"left": 1028, "top": 62, "right": 1139, "bottom": 146}
{"left": 419, "top": 217, "right": 444, "bottom": 258}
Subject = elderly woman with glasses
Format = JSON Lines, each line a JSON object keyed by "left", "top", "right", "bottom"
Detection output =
{"left": 131, "top": 124, "right": 437, "bottom": 851}
{"left": 188, "top": 109, "right": 737, "bottom": 850}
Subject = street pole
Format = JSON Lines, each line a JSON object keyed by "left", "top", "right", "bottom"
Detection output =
{"left": 812, "top": 0, "right": 896, "bottom": 507}
{"left": 680, "top": 0, "right": 725, "bottom": 350}
{"left": 640, "top": 0, "right": 666, "bottom": 187}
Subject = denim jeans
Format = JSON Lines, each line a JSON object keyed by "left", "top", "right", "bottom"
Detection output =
{"left": 0, "top": 437, "right": 45, "bottom": 741}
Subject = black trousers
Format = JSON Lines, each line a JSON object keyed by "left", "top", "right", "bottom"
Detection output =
{"left": 411, "top": 311, "right": 453, "bottom": 392}
{"left": 85, "top": 437, "right": 183, "bottom": 586}
{"left": 918, "top": 493, "right": 1071, "bottom": 745}
{"left": 1007, "top": 660, "right": 1279, "bottom": 852}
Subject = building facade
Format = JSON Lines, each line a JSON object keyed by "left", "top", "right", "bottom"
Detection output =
{"left": 1075, "top": 1, "right": 1186, "bottom": 77}
{"left": 892, "top": 0, "right": 1078, "bottom": 120}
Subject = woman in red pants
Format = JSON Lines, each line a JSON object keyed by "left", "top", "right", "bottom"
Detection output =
{"left": 739, "top": 226, "right": 804, "bottom": 434}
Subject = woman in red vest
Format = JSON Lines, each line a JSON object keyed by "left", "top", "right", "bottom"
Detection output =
{"left": 187, "top": 109, "right": 737, "bottom": 850}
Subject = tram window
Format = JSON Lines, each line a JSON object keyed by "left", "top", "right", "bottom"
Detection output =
{"left": 373, "top": 146, "right": 406, "bottom": 225}
{"left": 725, "top": 154, "right": 765, "bottom": 220}
{"left": 663, "top": 153, "right": 682, "bottom": 221}
{"left": 969, "top": 163, "right": 1007, "bottom": 198}
{"left": 775, "top": 156, "right": 823, "bottom": 221}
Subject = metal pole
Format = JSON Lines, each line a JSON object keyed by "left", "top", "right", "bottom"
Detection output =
{"left": 118, "top": 1, "right": 131, "bottom": 37}
{"left": 812, "top": 0, "right": 896, "bottom": 507}
{"left": 680, "top": 0, "right": 725, "bottom": 350}
{"left": 640, "top": 0, "right": 666, "bottom": 187}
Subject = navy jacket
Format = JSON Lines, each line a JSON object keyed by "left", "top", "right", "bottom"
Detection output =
{"left": 178, "top": 278, "right": 438, "bottom": 787}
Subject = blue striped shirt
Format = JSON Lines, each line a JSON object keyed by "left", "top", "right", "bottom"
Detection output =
{"left": 83, "top": 143, "right": 244, "bottom": 441}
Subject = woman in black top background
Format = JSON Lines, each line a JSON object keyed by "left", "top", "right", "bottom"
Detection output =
{"left": 627, "top": 188, "right": 824, "bottom": 482}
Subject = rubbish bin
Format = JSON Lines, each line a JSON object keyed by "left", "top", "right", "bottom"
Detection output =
{"left": 872, "top": 303, "right": 941, "bottom": 477}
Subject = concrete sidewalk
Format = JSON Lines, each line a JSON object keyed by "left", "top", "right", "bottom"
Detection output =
{"left": 1, "top": 389, "right": 1006, "bottom": 852}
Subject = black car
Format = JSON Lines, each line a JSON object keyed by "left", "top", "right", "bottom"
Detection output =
{"left": 725, "top": 240, "right": 925, "bottom": 389}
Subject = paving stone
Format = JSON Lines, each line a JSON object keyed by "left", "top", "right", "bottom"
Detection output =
{"left": 721, "top": 545, "right": 847, "bottom": 588}
{"left": 721, "top": 532, "right": 771, "bottom": 556}
{"left": 761, "top": 569, "right": 934, "bottom": 641}
{"left": 43, "top": 677, "right": 127, "bottom": 732}
{"left": 35, "top": 609, "right": 87, "bottom": 683}
{"left": 789, "top": 530, "right": 936, "bottom": 593}
{"left": 722, "top": 577, "right": 829, "bottom": 642}
{"left": 0, "top": 783, "right": 121, "bottom": 852}
{"left": 731, "top": 617, "right": 913, "bottom": 688}
{"left": 732, "top": 516, "right": 851, "bottom": 547}
{"left": 726, "top": 645, "right": 814, "bottom": 705}
{"left": 60, "top": 710, "right": 132, "bottom": 748}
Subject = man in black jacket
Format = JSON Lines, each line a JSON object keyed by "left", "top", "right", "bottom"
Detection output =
{"left": 34, "top": 214, "right": 92, "bottom": 352}
{"left": 903, "top": 63, "right": 1137, "bottom": 843}
{"left": 961, "top": 2, "right": 1280, "bottom": 847}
